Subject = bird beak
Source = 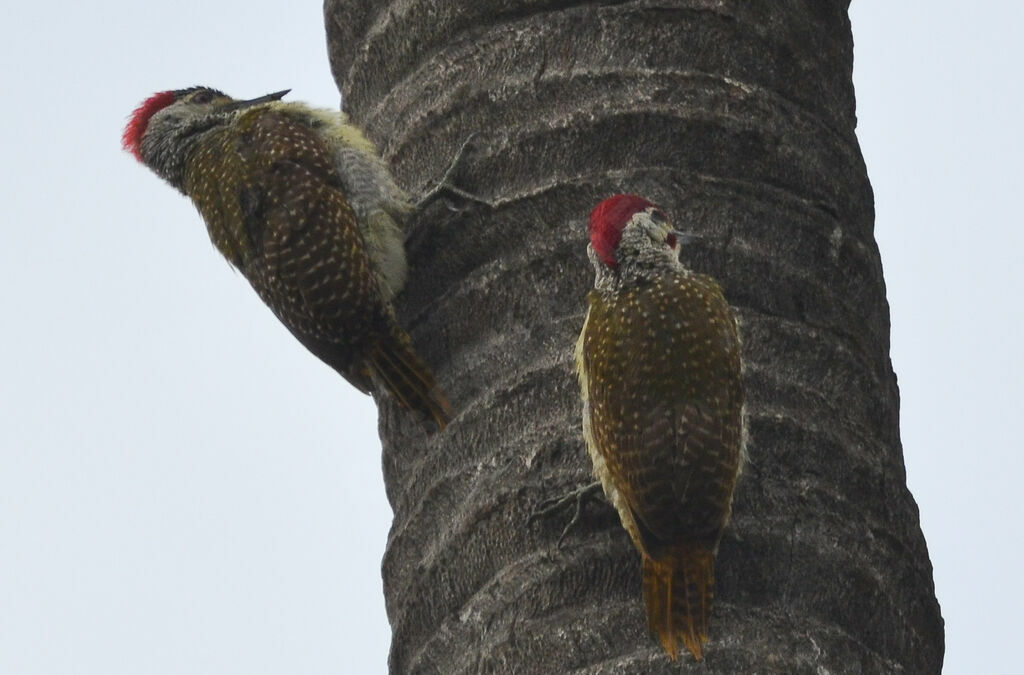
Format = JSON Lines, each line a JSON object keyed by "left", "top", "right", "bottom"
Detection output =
{"left": 221, "top": 89, "right": 290, "bottom": 111}
{"left": 672, "top": 230, "right": 699, "bottom": 246}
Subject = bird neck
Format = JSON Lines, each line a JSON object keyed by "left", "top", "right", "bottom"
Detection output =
{"left": 589, "top": 244, "right": 687, "bottom": 294}
{"left": 141, "top": 112, "right": 237, "bottom": 193}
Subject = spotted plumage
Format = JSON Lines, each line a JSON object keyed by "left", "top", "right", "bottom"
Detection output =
{"left": 577, "top": 195, "right": 743, "bottom": 660}
{"left": 123, "top": 87, "right": 451, "bottom": 430}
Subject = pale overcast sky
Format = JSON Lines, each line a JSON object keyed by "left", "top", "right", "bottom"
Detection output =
{"left": 1, "top": 2, "right": 1020, "bottom": 673}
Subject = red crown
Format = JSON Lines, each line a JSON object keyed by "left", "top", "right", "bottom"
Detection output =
{"left": 588, "top": 194, "right": 655, "bottom": 268}
{"left": 122, "top": 91, "right": 177, "bottom": 161}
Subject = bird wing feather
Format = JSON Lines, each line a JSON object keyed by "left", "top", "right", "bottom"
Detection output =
{"left": 236, "top": 110, "right": 391, "bottom": 392}
{"left": 583, "top": 275, "right": 742, "bottom": 556}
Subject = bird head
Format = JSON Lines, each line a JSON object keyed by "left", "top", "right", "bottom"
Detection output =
{"left": 588, "top": 194, "right": 686, "bottom": 271}
{"left": 122, "top": 87, "right": 289, "bottom": 190}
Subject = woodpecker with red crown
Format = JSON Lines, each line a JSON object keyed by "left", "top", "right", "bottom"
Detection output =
{"left": 576, "top": 194, "right": 744, "bottom": 660}
{"left": 123, "top": 87, "right": 451, "bottom": 430}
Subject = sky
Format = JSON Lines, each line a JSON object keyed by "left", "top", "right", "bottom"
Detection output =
{"left": 0, "top": 2, "right": 1020, "bottom": 673}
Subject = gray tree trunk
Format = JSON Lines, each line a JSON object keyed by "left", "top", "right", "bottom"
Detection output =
{"left": 324, "top": 1, "right": 944, "bottom": 672}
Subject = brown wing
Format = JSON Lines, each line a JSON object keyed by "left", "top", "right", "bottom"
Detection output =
{"left": 183, "top": 108, "right": 450, "bottom": 426}
{"left": 583, "top": 273, "right": 743, "bottom": 555}
{"left": 232, "top": 109, "right": 392, "bottom": 392}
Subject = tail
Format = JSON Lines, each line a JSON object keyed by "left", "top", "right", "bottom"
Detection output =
{"left": 370, "top": 327, "right": 453, "bottom": 432}
{"left": 642, "top": 546, "right": 715, "bottom": 661}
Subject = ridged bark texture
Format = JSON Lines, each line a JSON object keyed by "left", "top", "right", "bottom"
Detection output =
{"left": 324, "top": 1, "right": 944, "bottom": 672}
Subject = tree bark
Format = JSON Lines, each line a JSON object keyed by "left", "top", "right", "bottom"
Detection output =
{"left": 324, "top": 1, "right": 944, "bottom": 672}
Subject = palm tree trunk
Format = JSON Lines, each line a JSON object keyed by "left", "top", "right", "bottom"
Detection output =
{"left": 324, "top": 1, "right": 944, "bottom": 672}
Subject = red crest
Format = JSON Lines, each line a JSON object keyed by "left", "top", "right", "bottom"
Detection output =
{"left": 122, "top": 91, "right": 177, "bottom": 161}
{"left": 588, "top": 194, "right": 655, "bottom": 268}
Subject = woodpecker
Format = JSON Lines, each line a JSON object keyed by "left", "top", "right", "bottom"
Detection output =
{"left": 576, "top": 195, "right": 743, "bottom": 660}
{"left": 123, "top": 87, "right": 451, "bottom": 430}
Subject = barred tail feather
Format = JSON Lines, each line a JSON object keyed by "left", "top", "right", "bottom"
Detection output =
{"left": 642, "top": 546, "right": 715, "bottom": 661}
{"left": 370, "top": 329, "right": 452, "bottom": 431}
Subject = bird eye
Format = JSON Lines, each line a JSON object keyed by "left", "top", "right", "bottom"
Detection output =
{"left": 650, "top": 209, "right": 668, "bottom": 224}
{"left": 191, "top": 90, "right": 215, "bottom": 104}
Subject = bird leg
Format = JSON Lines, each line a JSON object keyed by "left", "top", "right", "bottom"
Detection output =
{"left": 528, "top": 481, "right": 604, "bottom": 546}
{"left": 416, "top": 132, "right": 499, "bottom": 211}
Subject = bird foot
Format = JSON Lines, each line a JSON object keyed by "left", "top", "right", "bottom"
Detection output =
{"left": 528, "top": 481, "right": 604, "bottom": 547}
{"left": 416, "top": 132, "right": 499, "bottom": 211}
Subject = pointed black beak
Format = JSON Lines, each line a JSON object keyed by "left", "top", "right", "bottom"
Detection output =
{"left": 672, "top": 229, "right": 699, "bottom": 246}
{"left": 222, "top": 89, "right": 290, "bottom": 112}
